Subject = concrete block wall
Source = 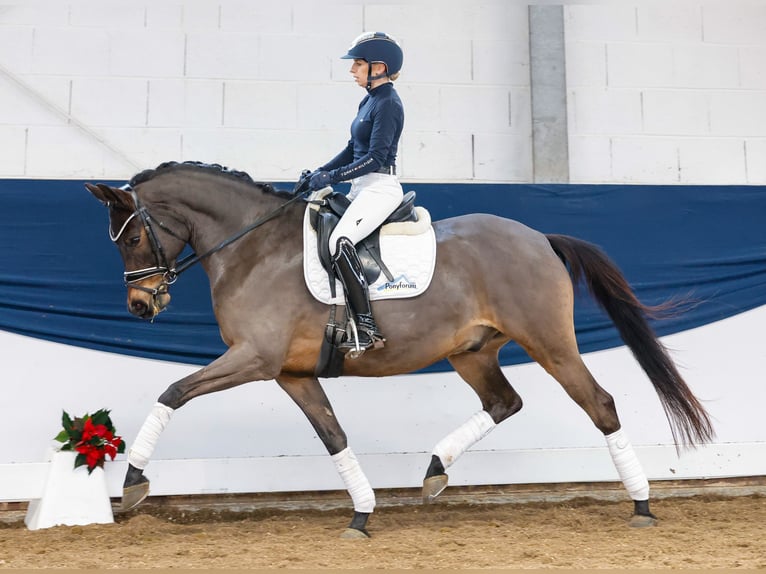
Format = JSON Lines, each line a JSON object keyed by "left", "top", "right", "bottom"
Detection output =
{"left": 0, "top": 1, "right": 530, "bottom": 182}
{"left": 1, "top": 2, "right": 765, "bottom": 184}
{"left": 565, "top": 3, "right": 766, "bottom": 184}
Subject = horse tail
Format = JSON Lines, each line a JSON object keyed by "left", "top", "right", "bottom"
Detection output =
{"left": 546, "top": 233, "right": 714, "bottom": 449}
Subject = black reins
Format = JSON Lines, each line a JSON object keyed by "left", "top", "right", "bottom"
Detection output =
{"left": 116, "top": 177, "right": 311, "bottom": 290}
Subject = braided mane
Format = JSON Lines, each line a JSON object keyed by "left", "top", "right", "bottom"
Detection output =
{"left": 128, "top": 161, "right": 292, "bottom": 198}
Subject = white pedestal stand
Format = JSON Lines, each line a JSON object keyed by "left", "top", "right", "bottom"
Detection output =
{"left": 25, "top": 450, "right": 114, "bottom": 530}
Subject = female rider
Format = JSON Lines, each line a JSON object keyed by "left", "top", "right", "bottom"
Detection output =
{"left": 308, "top": 32, "right": 405, "bottom": 355}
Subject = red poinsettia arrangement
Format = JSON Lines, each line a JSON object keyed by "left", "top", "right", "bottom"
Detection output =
{"left": 54, "top": 409, "right": 125, "bottom": 474}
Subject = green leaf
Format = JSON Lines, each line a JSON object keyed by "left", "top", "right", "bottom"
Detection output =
{"left": 74, "top": 452, "right": 87, "bottom": 469}
{"left": 90, "top": 409, "right": 111, "bottom": 427}
{"left": 53, "top": 430, "right": 69, "bottom": 443}
{"left": 61, "top": 411, "right": 73, "bottom": 432}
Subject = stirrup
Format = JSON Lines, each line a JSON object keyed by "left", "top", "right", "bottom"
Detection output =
{"left": 339, "top": 318, "right": 385, "bottom": 359}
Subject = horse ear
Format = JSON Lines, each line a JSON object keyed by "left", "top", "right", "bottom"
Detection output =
{"left": 85, "top": 183, "right": 135, "bottom": 210}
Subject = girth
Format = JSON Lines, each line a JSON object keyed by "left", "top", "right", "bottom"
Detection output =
{"left": 309, "top": 190, "right": 418, "bottom": 291}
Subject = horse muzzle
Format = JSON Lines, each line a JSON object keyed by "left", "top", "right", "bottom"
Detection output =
{"left": 127, "top": 280, "right": 171, "bottom": 320}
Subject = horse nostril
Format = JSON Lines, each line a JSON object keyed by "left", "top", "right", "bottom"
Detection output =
{"left": 129, "top": 299, "right": 147, "bottom": 316}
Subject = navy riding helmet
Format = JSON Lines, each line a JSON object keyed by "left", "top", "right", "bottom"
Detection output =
{"left": 341, "top": 32, "right": 403, "bottom": 88}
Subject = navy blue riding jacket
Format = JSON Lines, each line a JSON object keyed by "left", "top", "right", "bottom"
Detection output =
{"left": 320, "top": 82, "right": 404, "bottom": 181}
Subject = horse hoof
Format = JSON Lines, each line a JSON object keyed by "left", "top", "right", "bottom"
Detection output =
{"left": 422, "top": 473, "right": 449, "bottom": 504}
{"left": 340, "top": 527, "right": 370, "bottom": 539}
{"left": 121, "top": 482, "right": 150, "bottom": 512}
{"left": 629, "top": 514, "right": 658, "bottom": 528}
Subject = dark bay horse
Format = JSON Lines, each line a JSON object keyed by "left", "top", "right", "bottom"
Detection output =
{"left": 86, "top": 161, "right": 713, "bottom": 538}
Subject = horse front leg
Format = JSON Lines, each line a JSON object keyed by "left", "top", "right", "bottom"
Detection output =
{"left": 275, "top": 374, "right": 374, "bottom": 539}
{"left": 122, "top": 344, "right": 273, "bottom": 512}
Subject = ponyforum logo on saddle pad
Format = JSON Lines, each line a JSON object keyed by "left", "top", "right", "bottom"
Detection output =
{"left": 376, "top": 274, "right": 418, "bottom": 294}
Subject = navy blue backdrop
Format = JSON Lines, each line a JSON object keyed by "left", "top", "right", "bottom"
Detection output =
{"left": 1, "top": 178, "right": 764, "bottom": 372}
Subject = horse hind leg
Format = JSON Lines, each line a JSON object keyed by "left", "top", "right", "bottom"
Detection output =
{"left": 423, "top": 345, "right": 523, "bottom": 503}
{"left": 529, "top": 341, "right": 657, "bottom": 527}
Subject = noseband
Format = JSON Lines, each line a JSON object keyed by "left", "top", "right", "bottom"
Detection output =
{"left": 108, "top": 186, "right": 182, "bottom": 297}
{"left": 110, "top": 180, "right": 311, "bottom": 297}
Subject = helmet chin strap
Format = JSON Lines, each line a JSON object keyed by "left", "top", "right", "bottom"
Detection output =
{"left": 366, "top": 64, "right": 388, "bottom": 90}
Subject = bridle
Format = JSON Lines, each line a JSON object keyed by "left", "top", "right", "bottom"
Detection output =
{"left": 110, "top": 179, "right": 310, "bottom": 297}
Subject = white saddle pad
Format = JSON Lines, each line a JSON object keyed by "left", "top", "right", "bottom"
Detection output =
{"left": 302, "top": 191, "right": 437, "bottom": 305}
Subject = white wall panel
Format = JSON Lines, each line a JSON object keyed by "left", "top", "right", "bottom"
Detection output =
{"left": 218, "top": 1, "right": 292, "bottom": 33}
{"left": 701, "top": 4, "right": 766, "bottom": 45}
{"left": 109, "top": 30, "right": 186, "bottom": 78}
{"left": 439, "top": 86, "right": 512, "bottom": 133}
{"left": 175, "top": 4, "right": 221, "bottom": 31}
{"left": 99, "top": 128, "right": 183, "bottom": 169}
{"left": 672, "top": 44, "right": 739, "bottom": 89}
{"left": 566, "top": 2, "right": 766, "bottom": 184}
{"left": 292, "top": 4, "right": 362, "bottom": 36}
{"left": 565, "top": 42, "right": 606, "bottom": 88}
{"left": 679, "top": 139, "right": 747, "bottom": 184}
{"left": 610, "top": 137, "right": 679, "bottom": 184}
{"left": 1, "top": 2, "right": 766, "bottom": 182}
{"left": 739, "top": 46, "right": 766, "bottom": 89}
{"left": 147, "top": 79, "right": 223, "bottom": 128}
{"left": 474, "top": 132, "right": 532, "bottom": 182}
{"left": 745, "top": 139, "right": 766, "bottom": 182}
{"left": 397, "top": 36, "right": 473, "bottom": 85}
{"left": 635, "top": 4, "right": 702, "bottom": 42}
{"left": 260, "top": 35, "right": 340, "bottom": 83}
{"left": 70, "top": 78, "right": 148, "bottom": 127}
{"left": 400, "top": 131, "right": 473, "bottom": 181}
{"left": 641, "top": 90, "right": 710, "bottom": 136}
{"left": 710, "top": 92, "right": 766, "bottom": 136}
{"left": 144, "top": 5, "right": 184, "bottom": 29}
{"left": 567, "top": 135, "right": 611, "bottom": 183}
{"left": 565, "top": 5, "right": 637, "bottom": 42}
{"left": 68, "top": 4, "right": 146, "bottom": 28}
{"left": 569, "top": 87, "right": 641, "bottom": 135}
{"left": 473, "top": 39, "right": 530, "bottom": 87}
{"left": 606, "top": 43, "right": 675, "bottom": 89}
{"left": 30, "top": 28, "right": 110, "bottom": 76}
{"left": 25, "top": 126, "right": 132, "bottom": 177}
{"left": 185, "top": 32, "right": 261, "bottom": 79}
{"left": 0, "top": 5, "right": 69, "bottom": 26}
{"left": 296, "top": 84, "right": 359, "bottom": 131}
{"left": 180, "top": 128, "right": 264, "bottom": 173}
{"left": 0, "top": 126, "right": 26, "bottom": 175}
{"left": 0, "top": 76, "right": 68, "bottom": 125}
{"left": 223, "top": 82, "right": 298, "bottom": 129}
{"left": 0, "top": 25, "right": 33, "bottom": 72}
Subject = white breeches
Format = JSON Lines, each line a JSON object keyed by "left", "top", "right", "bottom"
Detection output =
{"left": 328, "top": 172, "right": 403, "bottom": 256}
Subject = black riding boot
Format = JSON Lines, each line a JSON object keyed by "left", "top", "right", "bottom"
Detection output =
{"left": 332, "top": 237, "right": 385, "bottom": 355}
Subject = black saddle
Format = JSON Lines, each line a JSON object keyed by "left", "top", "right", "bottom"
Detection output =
{"left": 309, "top": 190, "right": 418, "bottom": 292}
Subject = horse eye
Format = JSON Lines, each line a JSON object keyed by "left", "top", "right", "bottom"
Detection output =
{"left": 126, "top": 235, "right": 141, "bottom": 247}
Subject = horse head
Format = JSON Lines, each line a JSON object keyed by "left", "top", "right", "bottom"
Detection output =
{"left": 85, "top": 182, "right": 188, "bottom": 320}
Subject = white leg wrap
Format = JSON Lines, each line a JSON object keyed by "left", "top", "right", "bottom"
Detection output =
{"left": 433, "top": 410, "right": 496, "bottom": 469}
{"left": 127, "top": 402, "right": 174, "bottom": 470}
{"left": 331, "top": 447, "right": 375, "bottom": 514}
{"left": 605, "top": 428, "right": 650, "bottom": 501}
